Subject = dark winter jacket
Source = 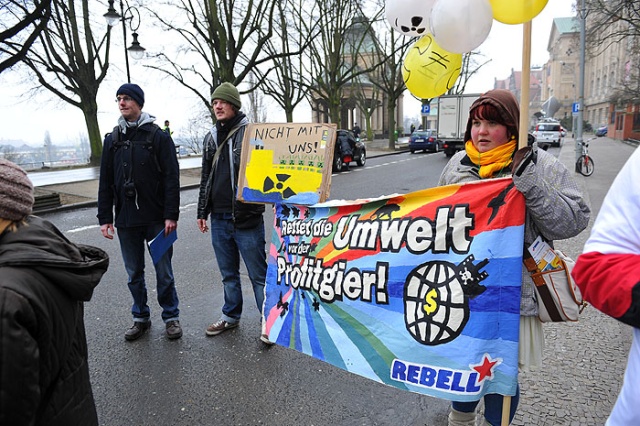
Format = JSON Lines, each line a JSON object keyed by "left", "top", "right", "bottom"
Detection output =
{"left": 196, "top": 116, "right": 265, "bottom": 226}
{"left": 97, "top": 116, "right": 180, "bottom": 228}
{"left": 0, "top": 216, "right": 109, "bottom": 425}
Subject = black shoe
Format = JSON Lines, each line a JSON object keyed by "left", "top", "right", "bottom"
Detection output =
{"left": 124, "top": 321, "right": 151, "bottom": 341}
{"left": 166, "top": 320, "right": 183, "bottom": 340}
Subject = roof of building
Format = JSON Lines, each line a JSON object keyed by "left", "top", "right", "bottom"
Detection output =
{"left": 554, "top": 17, "right": 579, "bottom": 34}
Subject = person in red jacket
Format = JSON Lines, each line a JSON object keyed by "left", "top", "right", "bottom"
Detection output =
{"left": 0, "top": 159, "right": 109, "bottom": 425}
{"left": 572, "top": 148, "right": 640, "bottom": 426}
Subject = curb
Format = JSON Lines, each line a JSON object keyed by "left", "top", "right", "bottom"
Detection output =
{"left": 32, "top": 183, "right": 203, "bottom": 215}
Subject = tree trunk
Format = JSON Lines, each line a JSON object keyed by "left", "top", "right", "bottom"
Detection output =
{"left": 81, "top": 99, "right": 103, "bottom": 166}
{"left": 329, "top": 96, "right": 342, "bottom": 128}
{"left": 387, "top": 99, "right": 396, "bottom": 150}
{"left": 365, "top": 113, "right": 373, "bottom": 140}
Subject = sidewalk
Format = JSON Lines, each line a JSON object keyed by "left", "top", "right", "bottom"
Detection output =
{"left": 514, "top": 136, "right": 637, "bottom": 425}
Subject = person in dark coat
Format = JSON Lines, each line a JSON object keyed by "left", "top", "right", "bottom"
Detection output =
{"left": 196, "top": 82, "right": 269, "bottom": 343}
{"left": 97, "top": 83, "right": 183, "bottom": 341}
{"left": 0, "top": 158, "right": 109, "bottom": 425}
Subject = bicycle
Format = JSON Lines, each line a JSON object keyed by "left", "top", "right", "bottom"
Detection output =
{"left": 576, "top": 138, "right": 595, "bottom": 177}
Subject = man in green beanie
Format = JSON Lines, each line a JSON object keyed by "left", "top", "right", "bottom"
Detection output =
{"left": 196, "top": 82, "right": 270, "bottom": 344}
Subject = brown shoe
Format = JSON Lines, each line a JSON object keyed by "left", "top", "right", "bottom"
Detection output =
{"left": 205, "top": 319, "right": 238, "bottom": 336}
{"left": 124, "top": 321, "right": 151, "bottom": 341}
{"left": 260, "top": 334, "right": 275, "bottom": 345}
{"left": 165, "top": 320, "right": 183, "bottom": 340}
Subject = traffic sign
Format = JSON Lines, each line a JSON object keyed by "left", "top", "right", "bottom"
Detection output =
{"left": 572, "top": 102, "right": 580, "bottom": 114}
{"left": 421, "top": 104, "right": 431, "bottom": 115}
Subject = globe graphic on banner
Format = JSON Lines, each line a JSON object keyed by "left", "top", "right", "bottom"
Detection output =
{"left": 404, "top": 261, "right": 470, "bottom": 345}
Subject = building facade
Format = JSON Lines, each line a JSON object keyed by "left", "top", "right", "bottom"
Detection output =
{"left": 545, "top": 14, "right": 640, "bottom": 141}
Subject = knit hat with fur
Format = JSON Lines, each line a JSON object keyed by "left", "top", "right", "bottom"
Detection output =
{"left": 117, "top": 83, "right": 145, "bottom": 108}
{"left": 211, "top": 82, "right": 242, "bottom": 109}
{"left": 0, "top": 158, "right": 34, "bottom": 221}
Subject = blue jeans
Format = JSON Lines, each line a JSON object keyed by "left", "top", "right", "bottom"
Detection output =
{"left": 210, "top": 214, "right": 267, "bottom": 323}
{"left": 117, "top": 223, "right": 180, "bottom": 323}
{"left": 452, "top": 385, "right": 520, "bottom": 426}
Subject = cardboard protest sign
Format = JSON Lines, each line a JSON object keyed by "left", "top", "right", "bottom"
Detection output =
{"left": 237, "top": 123, "right": 337, "bottom": 205}
{"left": 263, "top": 178, "right": 525, "bottom": 402}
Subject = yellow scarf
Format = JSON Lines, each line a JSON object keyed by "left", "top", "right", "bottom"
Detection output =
{"left": 465, "top": 140, "right": 517, "bottom": 178}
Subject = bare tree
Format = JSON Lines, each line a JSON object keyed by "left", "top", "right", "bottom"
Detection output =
{"left": 448, "top": 52, "right": 491, "bottom": 95}
{"left": 348, "top": 76, "right": 382, "bottom": 141}
{"left": 145, "top": 0, "right": 281, "bottom": 122}
{"left": 44, "top": 130, "right": 52, "bottom": 166}
{"left": 0, "top": 0, "right": 52, "bottom": 73}
{"left": 0, "top": 145, "right": 19, "bottom": 162}
{"left": 584, "top": 0, "right": 640, "bottom": 101}
{"left": 301, "top": 0, "right": 385, "bottom": 127}
{"left": 181, "top": 103, "right": 213, "bottom": 155}
{"left": 4, "top": 0, "right": 113, "bottom": 165}
{"left": 259, "top": 0, "right": 315, "bottom": 122}
{"left": 246, "top": 73, "right": 268, "bottom": 123}
{"left": 359, "top": 16, "right": 412, "bottom": 149}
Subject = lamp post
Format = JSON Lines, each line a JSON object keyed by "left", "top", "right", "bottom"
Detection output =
{"left": 104, "top": 0, "right": 146, "bottom": 83}
{"left": 561, "top": 60, "right": 578, "bottom": 138}
{"left": 576, "top": 0, "right": 587, "bottom": 170}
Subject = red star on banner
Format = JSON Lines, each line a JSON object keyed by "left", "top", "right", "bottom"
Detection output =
{"left": 471, "top": 354, "right": 500, "bottom": 382}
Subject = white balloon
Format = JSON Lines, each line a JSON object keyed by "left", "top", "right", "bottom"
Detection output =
{"left": 430, "top": 0, "right": 494, "bottom": 53}
{"left": 385, "top": 0, "right": 438, "bottom": 37}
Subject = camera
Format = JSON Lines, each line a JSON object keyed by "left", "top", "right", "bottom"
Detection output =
{"left": 124, "top": 180, "right": 137, "bottom": 199}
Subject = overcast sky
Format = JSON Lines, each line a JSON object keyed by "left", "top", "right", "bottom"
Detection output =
{"left": 0, "top": 0, "right": 576, "bottom": 146}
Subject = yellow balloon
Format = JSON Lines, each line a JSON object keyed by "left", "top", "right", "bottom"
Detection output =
{"left": 402, "top": 35, "right": 462, "bottom": 99}
{"left": 490, "top": 0, "right": 549, "bottom": 25}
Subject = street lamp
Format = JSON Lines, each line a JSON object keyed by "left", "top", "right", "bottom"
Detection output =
{"left": 104, "top": 0, "right": 146, "bottom": 83}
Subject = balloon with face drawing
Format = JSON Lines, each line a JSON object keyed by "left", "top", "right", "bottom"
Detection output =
{"left": 402, "top": 34, "right": 462, "bottom": 99}
{"left": 385, "top": 0, "right": 438, "bottom": 37}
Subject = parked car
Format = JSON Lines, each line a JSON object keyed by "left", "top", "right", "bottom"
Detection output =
{"left": 333, "top": 129, "right": 366, "bottom": 172}
{"left": 532, "top": 121, "right": 563, "bottom": 147}
{"left": 409, "top": 129, "right": 441, "bottom": 153}
{"left": 595, "top": 125, "right": 608, "bottom": 137}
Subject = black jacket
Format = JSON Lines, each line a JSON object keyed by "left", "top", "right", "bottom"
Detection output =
{"left": 97, "top": 120, "right": 180, "bottom": 228}
{"left": 196, "top": 116, "right": 264, "bottom": 225}
{"left": 0, "top": 216, "right": 109, "bottom": 425}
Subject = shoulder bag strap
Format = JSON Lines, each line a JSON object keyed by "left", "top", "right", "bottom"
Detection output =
{"left": 210, "top": 126, "right": 241, "bottom": 170}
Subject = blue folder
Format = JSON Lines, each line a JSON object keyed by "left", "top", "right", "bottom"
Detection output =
{"left": 148, "top": 228, "right": 177, "bottom": 265}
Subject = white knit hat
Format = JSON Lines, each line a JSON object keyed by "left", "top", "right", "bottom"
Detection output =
{"left": 0, "top": 158, "right": 34, "bottom": 221}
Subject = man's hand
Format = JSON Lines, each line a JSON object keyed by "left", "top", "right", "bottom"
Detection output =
{"left": 164, "top": 219, "right": 177, "bottom": 236}
{"left": 101, "top": 224, "right": 115, "bottom": 240}
{"left": 197, "top": 218, "right": 209, "bottom": 233}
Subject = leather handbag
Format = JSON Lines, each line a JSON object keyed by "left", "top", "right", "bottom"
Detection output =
{"left": 524, "top": 249, "right": 587, "bottom": 322}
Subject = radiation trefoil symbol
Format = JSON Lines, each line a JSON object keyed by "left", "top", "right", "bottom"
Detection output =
{"left": 404, "top": 255, "right": 488, "bottom": 346}
{"left": 263, "top": 174, "right": 297, "bottom": 198}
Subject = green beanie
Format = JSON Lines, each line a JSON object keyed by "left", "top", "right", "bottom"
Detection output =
{"left": 211, "top": 82, "right": 241, "bottom": 109}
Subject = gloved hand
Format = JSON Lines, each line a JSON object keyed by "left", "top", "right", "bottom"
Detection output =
{"left": 511, "top": 146, "right": 534, "bottom": 177}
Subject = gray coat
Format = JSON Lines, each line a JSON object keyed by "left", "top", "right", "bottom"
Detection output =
{"left": 438, "top": 147, "right": 590, "bottom": 316}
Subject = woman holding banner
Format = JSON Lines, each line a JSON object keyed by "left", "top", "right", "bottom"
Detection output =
{"left": 438, "top": 89, "right": 590, "bottom": 426}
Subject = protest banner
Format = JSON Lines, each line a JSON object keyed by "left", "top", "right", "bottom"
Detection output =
{"left": 263, "top": 178, "right": 525, "bottom": 402}
{"left": 237, "top": 123, "right": 337, "bottom": 205}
